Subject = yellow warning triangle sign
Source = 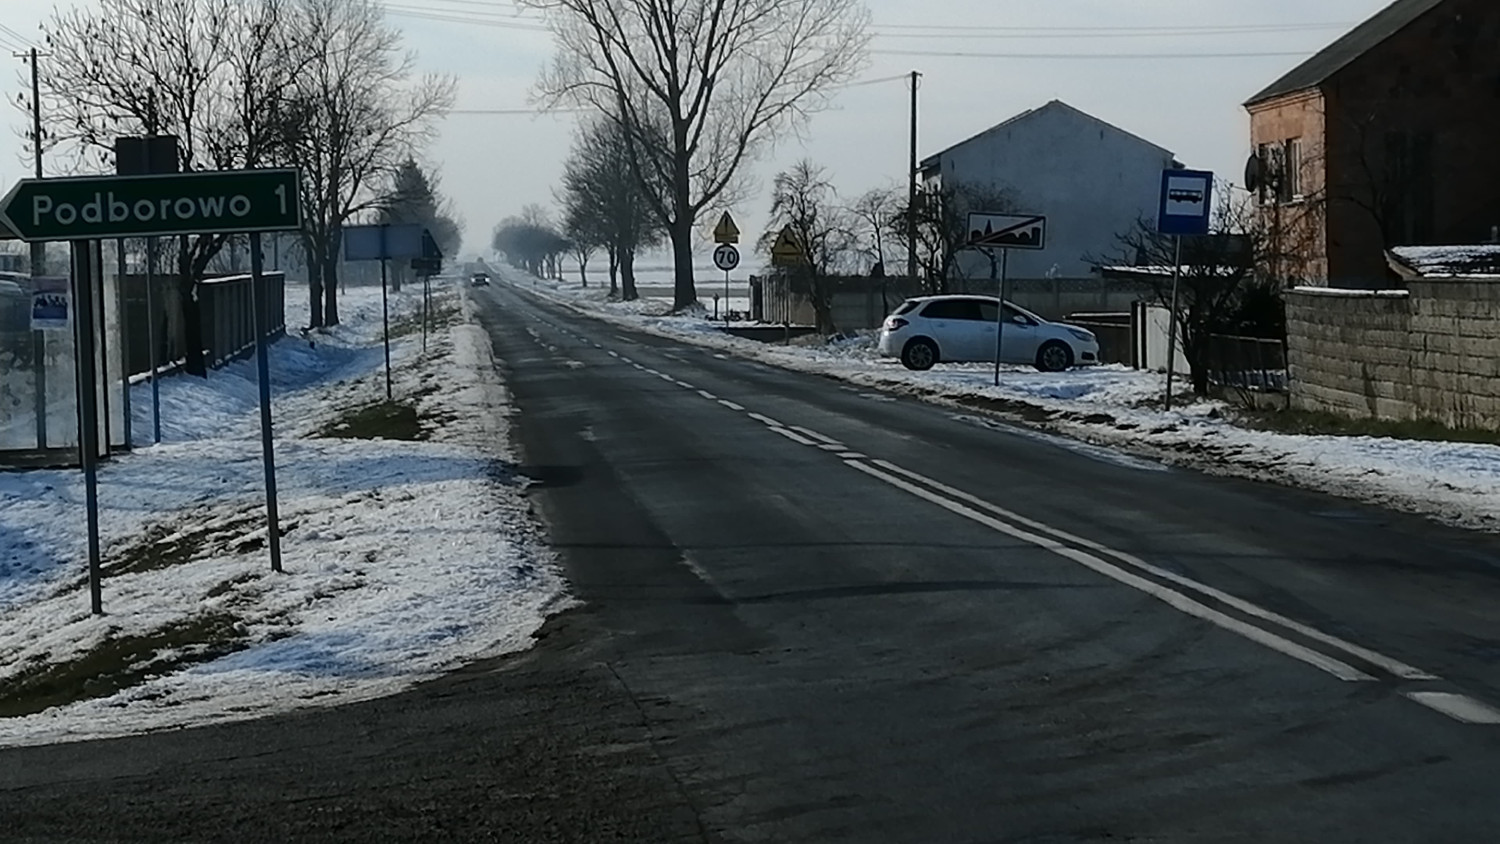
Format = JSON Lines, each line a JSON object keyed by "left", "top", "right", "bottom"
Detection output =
{"left": 712, "top": 211, "right": 739, "bottom": 244}
{"left": 770, "top": 225, "right": 804, "bottom": 264}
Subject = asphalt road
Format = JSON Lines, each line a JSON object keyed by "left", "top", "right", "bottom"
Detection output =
{"left": 5, "top": 277, "right": 1500, "bottom": 842}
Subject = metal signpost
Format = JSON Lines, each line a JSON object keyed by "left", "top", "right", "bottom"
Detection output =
{"left": 343, "top": 223, "right": 423, "bottom": 400}
{"left": 1155, "top": 169, "right": 1214, "bottom": 411}
{"left": 966, "top": 212, "right": 1048, "bottom": 386}
{"left": 713, "top": 212, "right": 740, "bottom": 324}
{"left": 713, "top": 243, "right": 739, "bottom": 322}
{"left": 0, "top": 167, "right": 302, "bottom": 612}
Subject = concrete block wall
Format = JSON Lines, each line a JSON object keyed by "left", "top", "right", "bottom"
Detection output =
{"left": 1288, "top": 279, "right": 1500, "bottom": 429}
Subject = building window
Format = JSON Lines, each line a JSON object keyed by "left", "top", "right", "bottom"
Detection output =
{"left": 1281, "top": 138, "right": 1302, "bottom": 202}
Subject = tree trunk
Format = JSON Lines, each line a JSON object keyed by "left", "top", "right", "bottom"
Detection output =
{"left": 809, "top": 272, "right": 837, "bottom": 336}
{"left": 323, "top": 244, "right": 340, "bottom": 326}
{"left": 621, "top": 248, "right": 639, "bottom": 301}
{"left": 179, "top": 237, "right": 207, "bottom": 377}
{"left": 306, "top": 245, "right": 325, "bottom": 329}
{"left": 577, "top": 254, "right": 588, "bottom": 287}
{"left": 1183, "top": 332, "right": 1210, "bottom": 396}
{"left": 668, "top": 216, "right": 696, "bottom": 310}
{"left": 607, "top": 245, "right": 619, "bottom": 299}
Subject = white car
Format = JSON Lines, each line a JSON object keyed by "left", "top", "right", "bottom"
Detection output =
{"left": 877, "top": 295, "right": 1100, "bottom": 372}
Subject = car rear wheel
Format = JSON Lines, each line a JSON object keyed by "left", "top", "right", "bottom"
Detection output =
{"left": 1035, "top": 340, "right": 1073, "bottom": 372}
{"left": 901, "top": 337, "right": 939, "bottom": 371}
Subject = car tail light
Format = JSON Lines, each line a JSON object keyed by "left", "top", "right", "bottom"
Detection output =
{"left": 884, "top": 317, "right": 908, "bottom": 332}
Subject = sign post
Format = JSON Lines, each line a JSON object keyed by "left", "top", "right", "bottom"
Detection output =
{"left": 966, "top": 212, "right": 1048, "bottom": 386}
{"left": 1156, "top": 169, "right": 1214, "bottom": 411}
{"left": 343, "top": 223, "right": 423, "bottom": 400}
{"left": 249, "top": 231, "right": 282, "bottom": 573}
{"left": 713, "top": 213, "right": 740, "bottom": 324}
{"left": 69, "top": 243, "right": 104, "bottom": 615}
{"left": 713, "top": 243, "right": 739, "bottom": 323}
{"left": 1, "top": 167, "right": 303, "bottom": 611}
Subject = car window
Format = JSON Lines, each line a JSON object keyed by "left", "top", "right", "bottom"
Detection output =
{"left": 1004, "top": 305, "right": 1033, "bottom": 324}
{"left": 920, "top": 300, "right": 983, "bottom": 321}
{"left": 977, "top": 301, "right": 999, "bottom": 322}
{"left": 894, "top": 300, "right": 919, "bottom": 316}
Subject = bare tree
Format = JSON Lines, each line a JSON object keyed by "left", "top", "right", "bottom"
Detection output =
{"left": 1101, "top": 186, "right": 1273, "bottom": 396}
{"left": 40, "top": 0, "right": 301, "bottom": 374}
{"left": 758, "top": 160, "right": 856, "bottom": 334}
{"left": 894, "top": 182, "right": 1017, "bottom": 295}
{"left": 524, "top": 0, "right": 870, "bottom": 310}
{"left": 282, "top": 0, "right": 453, "bottom": 327}
{"left": 559, "top": 119, "right": 665, "bottom": 301}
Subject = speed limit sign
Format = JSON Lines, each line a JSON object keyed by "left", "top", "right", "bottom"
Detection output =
{"left": 713, "top": 243, "right": 740, "bottom": 272}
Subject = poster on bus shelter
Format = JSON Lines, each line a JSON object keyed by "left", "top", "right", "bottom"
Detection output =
{"left": 30, "top": 276, "right": 69, "bottom": 331}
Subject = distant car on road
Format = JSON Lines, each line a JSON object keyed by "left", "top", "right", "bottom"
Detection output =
{"left": 470, "top": 272, "right": 491, "bottom": 287}
{"left": 877, "top": 295, "right": 1100, "bottom": 372}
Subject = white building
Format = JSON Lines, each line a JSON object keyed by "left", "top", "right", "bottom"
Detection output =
{"left": 920, "top": 100, "right": 1181, "bottom": 283}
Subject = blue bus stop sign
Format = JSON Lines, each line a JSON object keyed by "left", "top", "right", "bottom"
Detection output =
{"left": 1157, "top": 169, "right": 1213, "bottom": 236}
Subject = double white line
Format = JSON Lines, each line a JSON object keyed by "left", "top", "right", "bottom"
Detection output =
{"left": 746, "top": 412, "right": 1500, "bottom": 725}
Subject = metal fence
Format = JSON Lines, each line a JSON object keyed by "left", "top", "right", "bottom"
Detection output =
{"left": 1203, "top": 333, "right": 1287, "bottom": 392}
{"left": 121, "top": 271, "right": 286, "bottom": 377}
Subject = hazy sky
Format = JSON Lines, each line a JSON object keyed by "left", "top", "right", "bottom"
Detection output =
{"left": 0, "top": 0, "right": 1399, "bottom": 265}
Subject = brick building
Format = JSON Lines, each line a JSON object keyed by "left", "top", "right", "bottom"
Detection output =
{"left": 1244, "top": 0, "right": 1500, "bottom": 288}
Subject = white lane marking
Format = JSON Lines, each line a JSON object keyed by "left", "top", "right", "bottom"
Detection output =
{"left": 839, "top": 452, "right": 868, "bottom": 459}
{"left": 747, "top": 412, "right": 781, "bottom": 427}
{"left": 643, "top": 367, "right": 661, "bottom": 376}
{"left": 952, "top": 414, "right": 1168, "bottom": 474}
{"left": 675, "top": 380, "right": 696, "bottom": 389}
{"left": 791, "top": 426, "right": 842, "bottom": 445}
{"left": 658, "top": 373, "right": 675, "bottom": 382}
{"left": 607, "top": 350, "right": 621, "bottom": 358}
{"left": 818, "top": 443, "right": 849, "bottom": 452}
{"left": 563, "top": 360, "right": 585, "bottom": 369}
{"left": 869, "top": 459, "right": 1439, "bottom": 682}
{"left": 718, "top": 399, "right": 746, "bottom": 411}
{"left": 714, "top": 354, "right": 729, "bottom": 359}
{"left": 770, "top": 427, "right": 820, "bottom": 446}
{"left": 846, "top": 459, "right": 1375, "bottom": 683}
{"left": 698, "top": 390, "right": 718, "bottom": 401}
{"left": 1405, "top": 692, "right": 1500, "bottom": 724}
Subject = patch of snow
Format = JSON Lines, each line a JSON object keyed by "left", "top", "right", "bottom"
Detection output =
{"left": 0, "top": 277, "right": 567, "bottom": 747}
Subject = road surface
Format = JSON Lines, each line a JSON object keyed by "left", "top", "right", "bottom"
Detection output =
{"left": 4, "top": 278, "right": 1500, "bottom": 842}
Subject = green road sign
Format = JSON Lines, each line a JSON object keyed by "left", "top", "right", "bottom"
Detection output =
{"left": 0, "top": 168, "right": 301, "bottom": 241}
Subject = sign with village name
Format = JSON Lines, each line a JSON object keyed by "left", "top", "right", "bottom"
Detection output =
{"left": 966, "top": 213, "right": 1047, "bottom": 250}
{"left": 0, "top": 169, "right": 301, "bottom": 242}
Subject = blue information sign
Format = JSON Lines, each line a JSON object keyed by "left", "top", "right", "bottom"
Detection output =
{"left": 1157, "top": 169, "right": 1213, "bottom": 237}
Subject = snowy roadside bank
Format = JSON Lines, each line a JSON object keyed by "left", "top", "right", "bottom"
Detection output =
{"left": 0, "top": 279, "right": 567, "bottom": 747}
{"left": 504, "top": 267, "right": 1500, "bottom": 533}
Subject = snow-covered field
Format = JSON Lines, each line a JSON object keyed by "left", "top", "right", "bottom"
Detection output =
{"left": 508, "top": 267, "right": 1500, "bottom": 533}
{"left": 0, "top": 279, "right": 567, "bottom": 747}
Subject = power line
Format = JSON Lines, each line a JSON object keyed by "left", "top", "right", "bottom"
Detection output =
{"left": 0, "top": 23, "right": 35, "bottom": 49}
{"left": 869, "top": 48, "right": 1316, "bottom": 60}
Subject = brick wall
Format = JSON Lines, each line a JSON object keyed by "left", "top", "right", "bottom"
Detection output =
{"left": 1287, "top": 280, "right": 1500, "bottom": 428}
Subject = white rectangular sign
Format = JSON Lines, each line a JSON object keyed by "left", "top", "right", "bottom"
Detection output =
{"left": 966, "top": 213, "right": 1047, "bottom": 251}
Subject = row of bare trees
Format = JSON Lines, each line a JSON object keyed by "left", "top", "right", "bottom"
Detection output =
{"left": 520, "top": 0, "right": 872, "bottom": 311}
{"left": 35, "top": 0, "right": 453, "bottom": 372}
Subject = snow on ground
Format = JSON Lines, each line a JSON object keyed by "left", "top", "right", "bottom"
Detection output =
{"left": 0, "top": 278, "right": 566, "bottom": 747}
{"left": 504, "top": 266, "right": 1500, "bottom": 533}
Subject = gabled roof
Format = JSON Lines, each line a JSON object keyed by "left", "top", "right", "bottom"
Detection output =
{"left": 919, "top": 100, "right": 1174, "bottom": 173}
{"left": 1244, "top": 0, "right": 1446, "bottom": 107}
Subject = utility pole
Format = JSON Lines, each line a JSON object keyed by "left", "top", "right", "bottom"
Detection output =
{"left": 17, "top": 47, "right": 50, "bottom": 450}
{"left": 16, "top": 47, "right": 48, "bottom": 276}
{"left": 907, "top": 70, "right": 921, "bottom": 284}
